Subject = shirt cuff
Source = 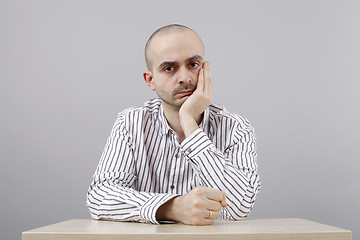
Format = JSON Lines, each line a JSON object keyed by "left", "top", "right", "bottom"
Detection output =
{"left": 139, "top": 193, "right": 179, "bottom": 224}
{"left": 181, "top": 129, "right": 213, "bottom": 160}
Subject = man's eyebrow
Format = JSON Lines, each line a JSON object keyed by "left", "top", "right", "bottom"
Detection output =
{"left": 157, "top": 55, "right": 203, "bottom": 70}
{"left": 158, "top": 61, "right": 178, "bottom": 70}
{"left": 187, "top": 55, "right": 203, "bottom": 62}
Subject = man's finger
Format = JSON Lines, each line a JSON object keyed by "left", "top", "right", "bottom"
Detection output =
{"left": 204, "top": 188, "right": 227, "bottom": 208}
{"left": 220, "top": 192, "right": 227, "bottom": 207}
{"left": 220, "top": 199, "right": 227, "bottom": 208}
{"left": 202, "top": 187, "right": 225, "bottom": 202}
{"left": 205, "top": 209, "right": 221, "bottom": 220}
{"left": 202, "top": 61, "right": 208, "bottom": 92}
{"left": 197, "top": 66, "right": 205, "bottom": 92}
{"left": 206, "top": 200, "right": 222, "bottom": 211}
{"left": 203, "top": 61, "right": 211, "bottom": 92}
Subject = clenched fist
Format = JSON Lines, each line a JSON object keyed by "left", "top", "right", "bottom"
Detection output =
{"left": 156, "top": 186, "right": 227, "bottom": 225}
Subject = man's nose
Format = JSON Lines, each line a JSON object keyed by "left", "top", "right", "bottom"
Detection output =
{"left": 177, "top": 67, "right": 192, "bottom": 84}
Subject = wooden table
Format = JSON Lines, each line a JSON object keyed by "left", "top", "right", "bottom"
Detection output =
{"left": 22, "top": 218, "right": 351, "bottom": 240}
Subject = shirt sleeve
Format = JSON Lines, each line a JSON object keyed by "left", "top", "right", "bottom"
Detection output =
{"left": 86, "top": 116, "right": 178, "bottom": 224}
{"left": 180, "top": 123, "right": 261, "bottom": 220}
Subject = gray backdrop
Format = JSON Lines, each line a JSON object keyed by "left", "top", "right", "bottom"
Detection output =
{"left": 1, "top": 0, "right": 359, "bottom": 239}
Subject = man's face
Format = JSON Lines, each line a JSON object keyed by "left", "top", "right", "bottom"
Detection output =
{"left": 145, "top": 30, "right": 205, "bottom": 110}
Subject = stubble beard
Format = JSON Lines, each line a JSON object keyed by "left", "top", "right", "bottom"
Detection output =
{"left": 157, "top": 83, "right": 197, "bottom": 111}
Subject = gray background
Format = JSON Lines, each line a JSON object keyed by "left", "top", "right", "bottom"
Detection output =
{"left": 1, "top": 0, "right": 359, "bottom": 239}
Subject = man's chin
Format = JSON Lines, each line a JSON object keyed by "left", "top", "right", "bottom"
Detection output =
{"left": 179, "top": 95, "right": 192, "bottom": 103}
{"left": 160, "top": 95, "right": 191, "bottom": 110}
{"left": 171, "top": 97, "right": 189, "bottom": 109}
{"left": 180, "top": 94, "right": 191, "bottom": 100}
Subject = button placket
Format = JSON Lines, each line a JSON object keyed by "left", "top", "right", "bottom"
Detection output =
{"left": 169, "top": 132, "right": 181, "bottom": 193}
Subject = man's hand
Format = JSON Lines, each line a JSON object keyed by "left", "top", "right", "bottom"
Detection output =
{"left": 179, "top": 61, "right": 212, "bottom": 138}
{"left": 156, "top": 186, "right": 227, "bottom": 225}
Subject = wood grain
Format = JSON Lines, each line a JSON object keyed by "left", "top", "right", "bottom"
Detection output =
{"left": 22, "top": 218, "right": 351, "bottom": 240}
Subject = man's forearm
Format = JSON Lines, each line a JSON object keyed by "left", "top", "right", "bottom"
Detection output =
{"left": 156, "top": 196, "right": 180, "bottom": 222}
{"left": 180, "top": 128, "right": 261, "bottom": 220}
{"left": 87, "top": 178, "right": 178, "bottom": 224}
{"left": 179, "top": 113, "right": 201, "bottom": 138}
{"left": 178, "top": 61, "right": 212, "bottom": 138}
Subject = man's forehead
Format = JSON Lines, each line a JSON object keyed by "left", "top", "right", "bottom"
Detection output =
{"left": 157, "top": 54, "right": 203, "bottom": 63}
{"left": 150, "top": 32, "right": 204, "bottom": 65}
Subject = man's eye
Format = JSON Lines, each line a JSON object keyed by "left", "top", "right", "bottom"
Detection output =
{"left": 164, "top": 67, "right": 173, "bottom": 72}
{"left": 190, "top": 62, "right": 199, "bottom": 68}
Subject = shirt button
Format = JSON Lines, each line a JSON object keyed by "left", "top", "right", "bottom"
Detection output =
{"left": 175, "top": 153, "right": 179, "bottom": 158}
{"left": 170, "top": 185, "right": 175, "bottom": 190}
{"left": 186, "top": 148, "right": 192, "bottom": 153}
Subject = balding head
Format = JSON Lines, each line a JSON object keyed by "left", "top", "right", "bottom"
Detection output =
{"left": 145, "top": 24, "right": 204, "bottom": 71}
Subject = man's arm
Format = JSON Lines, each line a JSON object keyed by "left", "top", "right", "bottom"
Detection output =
{"left": 156, "top": 61, "right": 225, "bottom": 225}
{"left": 179, "top": 124, "right": 260, "bottom": 220}
{"left": 86, "top": 115, "right": 178, "bottom": 224}
{"left": 157, "top": 61, "right": 260, "bottom": 223}
{"left": 179, "top": 61, "right": 212, "bottom": 138}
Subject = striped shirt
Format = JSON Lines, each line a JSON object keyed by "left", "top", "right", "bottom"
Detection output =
{"left": 86, "top": 98, "right": 260, "bottom": 224}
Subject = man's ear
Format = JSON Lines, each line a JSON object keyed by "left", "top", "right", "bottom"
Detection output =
{"left": 143, "top": 71, "right": 156, "bottom": 91}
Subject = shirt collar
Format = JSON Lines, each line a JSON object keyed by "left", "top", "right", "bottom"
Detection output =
{"left": 155, "top": 103, "right": 210, "bottom": 135}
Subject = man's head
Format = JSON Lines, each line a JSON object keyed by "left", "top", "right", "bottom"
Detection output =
{"left": 143, "top": 24, "right": 205, "bottom": 110}
{"left": 144, "top": 24, "right": 204, "bottom": 71}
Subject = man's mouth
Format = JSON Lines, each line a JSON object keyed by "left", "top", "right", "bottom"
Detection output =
{"left": 177, "top": 90, "right": 194, "bottom": 97}
{"left": 173, "top": 83, "right": 197, "bottom": 97}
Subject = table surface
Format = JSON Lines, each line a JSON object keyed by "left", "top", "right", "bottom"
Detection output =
{"left": 22, "top": 218, "right": 351, "bottom": 240}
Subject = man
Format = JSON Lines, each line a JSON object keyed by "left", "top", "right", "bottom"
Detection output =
{"left": 86, "top": 24, "right": 260, "bottom": 225}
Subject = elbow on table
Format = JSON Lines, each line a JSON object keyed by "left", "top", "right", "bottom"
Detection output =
{"left": 226, "top": 183, "right": 261, "bottom": 220}
{"left": 225, "top": 203, "right": 253, "bottom": 221}
{"left": 86, "top": 188, "right": 102, "bottom": 220}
